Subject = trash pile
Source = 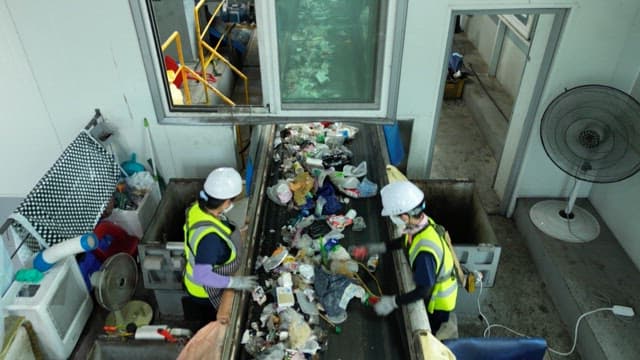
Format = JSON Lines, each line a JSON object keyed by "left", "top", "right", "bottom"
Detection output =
{"left": 242, "top": 123, "right": 384, "bottom": 359}
{"left": 113, "top": 171, "right": 156, "bottom": 211}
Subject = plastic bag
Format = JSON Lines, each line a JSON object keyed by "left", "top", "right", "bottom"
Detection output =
{"left": 126, "top": 171, "right": 155, "bottom": 192}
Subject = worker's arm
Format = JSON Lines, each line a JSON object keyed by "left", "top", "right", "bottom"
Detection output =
{"left": 384, "top": 236, "right": 404, "bottom": 251}
{"left": 396, "top": 252, "right": 436, "bottom": 305}
{"left": 192, "top": 234, "right": 232, "bottom": 288}
{"left": 350, "top": 237, "right": 403, "bottom": 260}
{"left": 192, "top": 233, "right": 257, "bottom": 291}
{"left": 374, "top": 252, "right": 436, "bottom": 316}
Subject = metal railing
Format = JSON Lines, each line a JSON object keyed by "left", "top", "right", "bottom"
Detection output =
{"left": 161, "top": 31, "right": 234, "bottom": 106}
{"left": 194, "top": 0, "right": 249, "bottom": 105}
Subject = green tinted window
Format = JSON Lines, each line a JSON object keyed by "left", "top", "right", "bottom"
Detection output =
{"left": 275, "top": 0, "right": 382, "bottom": 105}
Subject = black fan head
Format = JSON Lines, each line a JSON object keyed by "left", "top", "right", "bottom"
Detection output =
{"left": 540, "top": 85, "right": 640, "bottom": 183}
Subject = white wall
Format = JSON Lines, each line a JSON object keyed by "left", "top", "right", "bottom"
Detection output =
{"left": 0, "top": 0, "right": 63, "bottom": 197}
{"left": 590, "top": 30, "right": 640, "bottom": 270}
{"left": 1, "top": 0, "right": 639, "bottom": 265}
{"left": 401, "top": 0, "right": 640, "bottom": 192}
{"left": 465, "top": 15, "right": 526, "bottom": 104}
{"left": 591, "top": 176, "right": 640, "bottom": 269}
{"left": 400, "top": 0, "right": 640, "bottom": 268}
{"left": 495, "top": 36, "right": 526, "bottom": 101}
{"left": 0, "top": 0, "right": 236, "bottom": 198}
{"left": 465, "top": 15, "right": 496, "bottom": 68}
{"left": 516, "top": 0, "right": 640, "bottom": 198}
{"left": 515, "top": 1, "right": 640, "bottom": 268}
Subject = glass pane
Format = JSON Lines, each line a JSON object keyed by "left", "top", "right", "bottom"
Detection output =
{"left": 275, "top": 0, "right": 382, "bottom": 105}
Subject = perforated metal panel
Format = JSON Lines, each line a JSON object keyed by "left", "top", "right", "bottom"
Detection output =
{"left": 14, "top": 131, "right": 119, "bottom": 249}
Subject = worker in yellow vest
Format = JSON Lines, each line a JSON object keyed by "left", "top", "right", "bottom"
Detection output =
{"left": 351, "top": 180, "right": 458, "bottom": 333}
{"left": 183, "top": 167, "right": 257, "bottom": 322}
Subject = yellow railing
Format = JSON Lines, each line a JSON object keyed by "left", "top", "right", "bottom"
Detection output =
{"left": 160, "top": 31, "right": 191, "bottom": 105}
{"left": 161, "top": 31, "right": 234, "bottom": 106}
{"left": 194, "top": 0, "right": 249, "bottom": 105}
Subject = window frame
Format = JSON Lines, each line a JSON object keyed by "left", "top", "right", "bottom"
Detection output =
{"left": 128, "top": 0, "right": 407, "bottom": 125}
{"left": 498, "top": 13, "right": 538, "bottom": 42}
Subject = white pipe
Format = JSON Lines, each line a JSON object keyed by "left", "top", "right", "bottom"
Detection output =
{"left": 33, "top": 233, "right": 98, "bottom": 272}
{"left": 564, "top": 179, "right": 582, "bottom": 216}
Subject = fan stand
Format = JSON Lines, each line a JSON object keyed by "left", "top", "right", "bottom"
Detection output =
{"left": 91, "top": 253, "right": 153, "bottom": 333}
{"left": 105, "top": 300, "right": 153, "bottom": 330}
{"left": 529, "top": 179, "right": 601, "bottom": 243}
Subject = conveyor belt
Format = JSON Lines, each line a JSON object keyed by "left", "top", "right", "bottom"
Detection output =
{"left": 239, "top": 124, "right": 409, "bottom": 359}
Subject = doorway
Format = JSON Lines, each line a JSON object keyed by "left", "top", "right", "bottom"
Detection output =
{"left": 429, "top": 10, "right": 567, "bottom": 214}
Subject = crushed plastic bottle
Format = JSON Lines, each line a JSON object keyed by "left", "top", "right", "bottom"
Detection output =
{"left": 367, "top": 255, "right": 379, "bottom": 272}
{"left": 323, "top": 238, "right": 340, "bottom": 252}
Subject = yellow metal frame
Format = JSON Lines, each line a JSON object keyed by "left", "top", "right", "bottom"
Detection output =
{"left": 161, "top": 31, "right": 235, "bottom": 106}
{"left": 194, "top": 0, "right": 250, "bottom": 105}
{"left": 160, "top": 31, "right": 192, "bottom": 105}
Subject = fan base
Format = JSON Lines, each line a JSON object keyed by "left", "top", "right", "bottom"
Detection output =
{"left": 529, "top": 200, "right": 600, "bottom": 243}
{"left": 105, "top": 300, "right": 153, "bottom": 329}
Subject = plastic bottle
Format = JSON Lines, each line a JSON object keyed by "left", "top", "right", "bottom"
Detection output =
{"left": 324, "top": 238, "right": 340, "bottom": 252}
{"left": 315, "top": 196, "right": 327, "bottom": 217}
{"left": 367, "top": 255, "right": 379, "bottom": 272}
{"left": 330, "top": 260, "right": 358, "bottom": 275}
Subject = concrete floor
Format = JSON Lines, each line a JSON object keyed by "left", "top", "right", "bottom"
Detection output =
{"left": 430, "top": 101, "right": 579, "bottom": 359}
{"left": 436, "top": 33, "right": 640, "bottom": 360}
{"left": 515, "top": 199, "right": 640, "bottom": 360}
{"left": 402, "top": 32, "right": 583, "bottom": 359}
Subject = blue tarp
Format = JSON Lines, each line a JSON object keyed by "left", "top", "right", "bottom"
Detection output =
{"left": 383, "top": 122, "right": 405, "bottom": 166}
{"left": 443, "top": 337, "right": 547, "bottom": 360}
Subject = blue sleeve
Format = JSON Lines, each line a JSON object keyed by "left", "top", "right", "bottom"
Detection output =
{"left": 396, "top": 252, "right": 437, "bottom": 305}
{"left": 194, "top": 233, "right": 231, "bottom": 266}
{"left": 413, "top": 252, "right": 437, "bottom": 288}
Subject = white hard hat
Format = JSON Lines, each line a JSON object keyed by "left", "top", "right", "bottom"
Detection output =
{"left": 380, "top": 181, "right": 424, "bottom": 216}
{"left": 203, "top": 167, "right": 243, "bottom": 200}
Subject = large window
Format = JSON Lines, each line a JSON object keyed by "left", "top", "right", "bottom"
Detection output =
{"left": 275, "top": 0, "right": 382, "bottom": 107}
{"left": 129, "top": 0, "right": 406, "bottom": 124}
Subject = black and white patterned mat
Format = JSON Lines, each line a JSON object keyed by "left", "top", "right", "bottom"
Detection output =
{"left": 15, "top": 131, "right": 119, "bottom": 249}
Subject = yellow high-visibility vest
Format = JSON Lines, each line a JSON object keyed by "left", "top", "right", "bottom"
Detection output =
{"left": 183, "top": 203, "right": 236, "bottom": 298}
{"left": 405, "top": 218, "right": 458, "bottom": 313}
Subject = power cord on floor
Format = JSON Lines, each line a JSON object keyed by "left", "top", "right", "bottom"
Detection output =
{"left": 476, "top": 278, "right": 491, "bottom": 333}
{"left": 475, "top": 280, "right": 635, "bottom": 357}
{"left": 466, "top": 62, "right": 510, "bottom": 122}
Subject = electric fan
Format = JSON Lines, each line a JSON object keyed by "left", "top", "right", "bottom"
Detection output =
{"left": 529, "top": 85, "right": 640, "bottom": 242}
{"left": 90, "top": 253, "right": 153, "bottom": 330}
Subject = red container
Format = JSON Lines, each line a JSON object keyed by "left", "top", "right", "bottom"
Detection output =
{"left": 93, "top": 220, "right": 139, "bottom": 262}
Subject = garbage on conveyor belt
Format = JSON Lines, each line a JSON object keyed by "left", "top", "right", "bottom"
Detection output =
{"left": 242, "top": 123, "right": 384, "bottom": 358}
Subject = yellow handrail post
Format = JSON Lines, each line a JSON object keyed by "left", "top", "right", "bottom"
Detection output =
{"left": 161, "top": 31, "right": 192, "bottom": 105}
{"left": 244, "top": 78, "right": 249, "bottom": 105}
{"left": 183, "top": 66, "right": 235, "bottom": 105}
{"left": 201, "top": 41, "right": 250, "bottom": 104}
{"left": 194, "top": 0, "right": 210, "bottom": 103}
{"left": 194, "top": 0, "right": 250, "bottom": 106}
